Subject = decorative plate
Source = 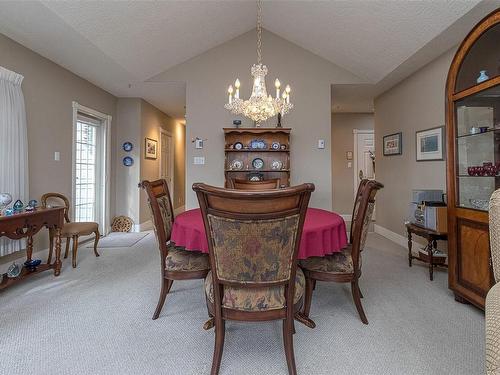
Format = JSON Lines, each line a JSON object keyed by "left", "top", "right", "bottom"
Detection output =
{"left": 252, "top": 158, "right": 264, "bottom": 170}
{"left": 247, "top": 172, "right": 264, "bottom": 181}
{"left": 271, "top": 142, "right": 280, "bottom": 150}
{"left": 271, "top": 160, "right": 283, "bottom": 170}
{"left": 234, "top": 142, "right": 243, "bottom": 150}
{"left": 123, "top": 156, "right": 134, "bottom": 167}
{"left": 111, "top": 216, "right": 134, "bottom": 232}
{"left": 230, "top": 159, "right": 243, "bottom": 170}
{"left": 122, "top": 142, "right": 133, "bottom": 152}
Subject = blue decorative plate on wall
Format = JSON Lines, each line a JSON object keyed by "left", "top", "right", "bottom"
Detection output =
{"left": 123, "top": 141, "right": 133, "bottom": 152}
{"left": 123, "top": 156, "right": 134, "bottom": 167}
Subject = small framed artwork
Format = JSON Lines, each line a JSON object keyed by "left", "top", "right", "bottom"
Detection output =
{"left": 145, "top": 137, "right": 158, "bottom": 159}
{"left": 383, "top": 132, "right": 402, "bottom": 156}
{"left": 416, "top": 126, "right": 445, "bottom": 161}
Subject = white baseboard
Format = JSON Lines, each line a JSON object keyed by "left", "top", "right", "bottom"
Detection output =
{"left": 374, "top": 224, "right": 421, "bottom": 251}
{"left": 134, "top": 220, "right": 153, "bottom": 232}
{"left": 174, "top": 205, "right": 185, "bottom": 216}
{"left": 340, "top": 214, "right": 352, "bottom": 222}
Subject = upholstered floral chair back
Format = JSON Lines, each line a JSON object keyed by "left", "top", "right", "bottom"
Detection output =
{"left": 140, "top": 179, "right": 174, "bottom": 249}
{"left": 350, "top": 180, "right": 383, "bottom": 267}
{"left": 489, "top": 189, "right": 500, "bottom": 282}
{"left": 194, "top": 183, "right": 314, "bottom": 286}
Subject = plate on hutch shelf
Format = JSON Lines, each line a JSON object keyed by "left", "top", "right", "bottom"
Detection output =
{"left": 271, "top": 141, "right": 280, "bottom": 150}
{"left": 234, "top": 142, "right": 243, "bottom": 150}
{"left": 248, "top": 172, "right": 264, "bottom": 181}
{"left": 250, "top": 139, "right": 266, "bottom": 149}
{"left": 229, "top": 160, "right": 243, "bottom": 170}
{"left": 252, "top": 158, "right": 264, "bottom": 170}
{"left": 280, "top": 144, "right": 287, "bottom": 150}
{"left": 271, "top": 160, "right": 283, "bottom": 170}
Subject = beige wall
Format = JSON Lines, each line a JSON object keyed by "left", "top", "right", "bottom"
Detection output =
{"left": 116, "top": 98, "right": 186, "bottom": 226}
{"left": 331, "top": 113, "right": 374, "bottom": 215}
{"left": 374, "top": 48, "right": 455, "bottom": 237}
{"left": 152, "top": 29, "right": 364, "bottom": 209}
{"left": 0, "top": 33, "right": 117, "bottom": 251}
{"left": 115, "top": 98, "right": 141, "bottom": 225}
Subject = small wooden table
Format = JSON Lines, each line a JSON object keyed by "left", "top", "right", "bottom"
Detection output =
{"left": 0, "top": 207, "right": 64, "bottom": 290}
{"left": 406, "top": 223, "right": 448, "bottom": 281}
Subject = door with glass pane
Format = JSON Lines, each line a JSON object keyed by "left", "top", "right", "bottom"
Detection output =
{"left": 74, "top": 114, "right": 103, "bottom": 228}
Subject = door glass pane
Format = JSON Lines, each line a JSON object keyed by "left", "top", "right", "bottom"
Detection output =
{"left": 455, "top": 85, "right": 500, "bottom": 211}
{"left": 75, "top": 119, "right": 98, "bottom": 222}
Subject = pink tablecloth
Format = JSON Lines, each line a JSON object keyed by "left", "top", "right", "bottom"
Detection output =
{"left": 170, "top": 208, "right": 348, "bottom": 260}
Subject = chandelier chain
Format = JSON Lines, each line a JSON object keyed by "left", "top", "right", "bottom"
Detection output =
{"left": 257, "top": 0, "right": 262, "bottom": 64}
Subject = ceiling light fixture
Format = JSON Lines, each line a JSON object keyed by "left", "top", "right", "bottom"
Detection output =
{"left": 224, "top": 0, "right": 293, "bottom": 126}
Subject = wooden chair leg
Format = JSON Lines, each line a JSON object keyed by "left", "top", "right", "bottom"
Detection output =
{"left": 72, "top": 235, "right": 79, "bottom": 268}
{"left": 283, "top": 316, "right": 297, "bottom": 375}
{"left": 303, "top": 276, "right": 315, "bottom": 317}
{"left": 47, "top": 229, "right": 54, "bottom": 264}
{"left": 211, "top": 317, "right": 225, "bottom": 375}
{"left": 351, "top": 280, "right": 368, "bottom": 324}
{"left": 64, "top": 238, "right": 70, "bottom": 259}
{"left": 152, "top": 278, "right": 173, "bottom": 320}
{"left": 93, "top": 230, "right": 100, "bottom": 257}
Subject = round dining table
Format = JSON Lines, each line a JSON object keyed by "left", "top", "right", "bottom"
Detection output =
{"left": 170, "top": 208, "right": 348, "bottom": 259}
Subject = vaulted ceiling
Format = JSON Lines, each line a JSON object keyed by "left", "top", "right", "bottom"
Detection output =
{"left": 0, "top": 1, "right": 494, "bottom": 117}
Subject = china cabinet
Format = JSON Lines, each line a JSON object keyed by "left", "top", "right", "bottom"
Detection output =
{"left": 223, "top": 128, "right": 291, "bottom": 187}
{"left": 446, "top": 9, "right": 500, "bottom": 308}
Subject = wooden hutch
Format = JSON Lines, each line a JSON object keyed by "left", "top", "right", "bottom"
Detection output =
{"left": 224, "top": 128, "right": 291, "bottom": 187}
{"left": 446, "top": 9, "right": 500, "bottom": 308}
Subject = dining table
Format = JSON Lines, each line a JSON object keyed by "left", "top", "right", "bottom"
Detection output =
{"left": 171, "top": 207, "right": 348, "bottom": 259}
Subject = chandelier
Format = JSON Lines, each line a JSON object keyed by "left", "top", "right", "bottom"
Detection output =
{"left": 224, "top": 0, "right": 293, "bottom": 126}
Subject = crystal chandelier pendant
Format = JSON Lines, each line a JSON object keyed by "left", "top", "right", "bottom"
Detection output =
{"left": 224, "top": 0, "right": 293, "bottom": 127}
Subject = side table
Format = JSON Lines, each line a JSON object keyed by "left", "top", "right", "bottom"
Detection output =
{"left": 0, "top": 207, "right": 64, "bottom": 290}
{"left": 405, "top": 223, "right": 448, "bottom": 281}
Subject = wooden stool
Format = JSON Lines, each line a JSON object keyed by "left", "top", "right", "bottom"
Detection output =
{"left": 406, "top": 223, "right": 448, "bottom": 281}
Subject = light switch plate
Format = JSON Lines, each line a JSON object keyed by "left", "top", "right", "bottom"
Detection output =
{"left": 318, "top": 139, "right": 325, "bottom": 149}
{"left": 193, "top": 156, "right": 205, "bottom": 165}
{"left": 54, "top": 151, "right": 60, "bottom": 161}
{"left": 195, "top": 139, "right": 203, "bottom": 149}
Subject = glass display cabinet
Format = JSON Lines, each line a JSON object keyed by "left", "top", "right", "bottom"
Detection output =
{"left": 446, "top": 9, "right": 500, "bottom": 309}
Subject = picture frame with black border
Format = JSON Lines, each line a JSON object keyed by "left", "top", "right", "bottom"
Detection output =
{"left": 415, "top": 126, "right": 445, "bottom": 162}
{"left": 383, "top": 132, "right": 402, "bottom": 156}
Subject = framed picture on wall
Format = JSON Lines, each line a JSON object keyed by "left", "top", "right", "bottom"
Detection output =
{"left": 416, "top": 126, "right": 445, "bottom": 161}
{"left": 383, "top": 132, "right": 402, "bottom": 156}
{"left": 145, "top": 137, "right": 158, "bottom": 159}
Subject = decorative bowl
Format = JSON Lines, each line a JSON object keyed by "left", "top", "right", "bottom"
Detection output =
{"left": 6, "top": 262, "right": 21, "bottom": 278}
{"left": 0, "top": 193, "right": 12, "bottom": 208}
{"left": 24, "top": 259, "right": 42, "bottom": 271}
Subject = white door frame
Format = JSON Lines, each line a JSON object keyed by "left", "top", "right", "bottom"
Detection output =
{"left": 159, "top": 128, "right": 175, "bottom": 201}
{"left": 353, "top": 129, "right": 374, "bottom": 196}
{"left": 72, "top": 101, "right": 112, "bottom": 234}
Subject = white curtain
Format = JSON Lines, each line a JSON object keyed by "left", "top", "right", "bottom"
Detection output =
{"left": 0, "top": 66, "right": 29, "bottom": 256}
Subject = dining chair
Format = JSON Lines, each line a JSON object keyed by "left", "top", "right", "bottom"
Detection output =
{"left": 193, "top": 182, "right": 314, "bottom": 375}
{"left": 299, "top": 179, "right": 383, "bottom": 324}
{"left": 41, "top": 192, "right": 100, "bottom": 268}
{"left": 141, "top": 179, "right": 210, "bottom": 320}
{"left": 228, "top": 177, "right": 280, "bottom": 190}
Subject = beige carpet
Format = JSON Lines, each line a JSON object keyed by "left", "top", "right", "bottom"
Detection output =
{"left": 0, "top": 232, "right": 484, "bottom": 374}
